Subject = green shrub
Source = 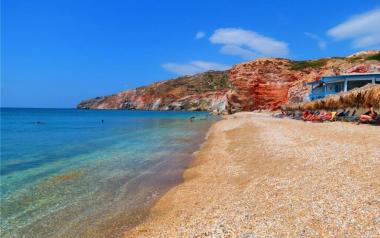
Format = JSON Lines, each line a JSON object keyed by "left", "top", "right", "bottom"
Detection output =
{"left": 331, "top": 56, "right": 346, "bottom": 60}
{"left": 217, "top": 74, "right": 229, "bottom": 89}
{"left": 366, "top": 52, "right": 380, "bottom": 61}
{"left": 347, "top": 56, "right": 363, "bottom": 63}
{"left": 290, "top": 59, "right": 327, "bottom": 71}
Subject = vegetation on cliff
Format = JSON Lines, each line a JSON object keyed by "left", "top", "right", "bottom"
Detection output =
{"left": 78, "top": 50, "right": 380, "bottom": 113}
{"left": 77, "top": 71, "right": 230, "bottom": 112}
{"left": 366, "top": 52, "right": 380, "bottom": 61}
{"left": 289, "top": 59, "right": 327, "bottom": 71}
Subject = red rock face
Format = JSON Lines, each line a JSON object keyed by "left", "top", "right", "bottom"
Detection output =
{"left": 227, "top": 55, "right": 380, "bottom": 112}
{"left": 346, "top": 64, "right": 368, "bottom": 73}
{"left": 78, "top": 51, "right": 380, "bottom": 113}
{"left": 227, "top": 59, "right": 301, "bottom": 112}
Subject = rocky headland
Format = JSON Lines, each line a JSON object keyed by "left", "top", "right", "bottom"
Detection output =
{"left": 77, "top": 51, "right": 380, "bottom": 113}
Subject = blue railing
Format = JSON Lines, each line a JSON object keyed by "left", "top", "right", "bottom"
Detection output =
{"left": 309, "top": 91, "right": 326, "bottom": 101}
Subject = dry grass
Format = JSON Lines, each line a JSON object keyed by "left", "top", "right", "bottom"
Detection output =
{"left": 282, "top": 84, "right": 380, "bottom": 111}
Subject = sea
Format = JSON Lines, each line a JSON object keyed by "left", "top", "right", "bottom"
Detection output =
{"left": 0, "top": 108, "right": 215, "bottom": 237}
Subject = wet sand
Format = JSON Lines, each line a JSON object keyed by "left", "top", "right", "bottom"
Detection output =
{"left": 126, "top": 112, "right": 380, "bottom": 237}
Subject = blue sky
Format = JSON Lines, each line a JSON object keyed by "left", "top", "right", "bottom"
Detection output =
{"left": 2, "top": 0, "right": 380, "bottom": 108}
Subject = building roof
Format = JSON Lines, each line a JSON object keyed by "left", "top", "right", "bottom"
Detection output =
{"left": 307, "top": 72, "right": 380, "bottom": 85}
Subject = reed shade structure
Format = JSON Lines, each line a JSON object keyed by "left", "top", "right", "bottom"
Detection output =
{"left": 282, "top": 84, "right": 380, "bottom": 111}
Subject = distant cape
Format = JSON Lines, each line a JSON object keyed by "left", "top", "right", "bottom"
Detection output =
{"left": 77, "top": 50, "right": 380, "bottom": 114}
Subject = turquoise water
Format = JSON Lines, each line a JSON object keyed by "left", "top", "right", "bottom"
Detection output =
{"left": 0, "top": 108, "right": 215, "bottom": 238}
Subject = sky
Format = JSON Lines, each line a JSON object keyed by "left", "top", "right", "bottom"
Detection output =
{"left": 2, "top": 0, "right": 380, "bottom": 108}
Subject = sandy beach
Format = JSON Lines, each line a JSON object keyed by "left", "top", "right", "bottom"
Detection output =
{"left": 126, "top": 112, "right": 380, "bottom": 237}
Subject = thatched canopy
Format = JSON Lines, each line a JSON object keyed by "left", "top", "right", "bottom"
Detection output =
{"left": 282, "top": 84, "right": 380, "bottom": 111}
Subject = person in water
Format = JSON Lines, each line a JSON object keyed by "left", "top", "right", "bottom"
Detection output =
{"left": 358, "top": 105, "right": 378, "bottom": 124}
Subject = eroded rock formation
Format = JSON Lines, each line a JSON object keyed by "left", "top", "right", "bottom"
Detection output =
{"left": 77, "top": 51, "right": 380, "bottom": 113}
{"left": 227, "top": 58, "right": 300, "bottom": 113}
{"left": 227, "top": 52, "right": 379, "bottom": 113}
{"left": 77, "top": 71, "right": 229, "bottom": 113}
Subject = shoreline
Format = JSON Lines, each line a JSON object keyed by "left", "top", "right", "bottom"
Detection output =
{"left": 0, "top": 109, "right": 215, "bottom": 238}
{"left": 125, "top": 112, "right": 380, "bottom": 237}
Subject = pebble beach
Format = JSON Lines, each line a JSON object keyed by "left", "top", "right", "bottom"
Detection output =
{"left": 126, "top": 112, "right": 380, "bottom": 237}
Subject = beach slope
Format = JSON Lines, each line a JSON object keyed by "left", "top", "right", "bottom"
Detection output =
{"left": 126, "top": 112, "right": 380, "bottom": 237}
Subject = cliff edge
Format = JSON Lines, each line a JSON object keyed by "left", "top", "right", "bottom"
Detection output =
{"left": 78, "top": 51, "right": 380, "bottom": 113}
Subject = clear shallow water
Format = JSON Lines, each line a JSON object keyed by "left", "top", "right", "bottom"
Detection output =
{"left": 0, "top": 108, "right": 215, "bottom": 237}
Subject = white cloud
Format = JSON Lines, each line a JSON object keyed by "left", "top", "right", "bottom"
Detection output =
{"left": 195, "top": 31, "right": 205, "bottom": 39}
{"left": 162, "top": 61, "right": 229, "bottom": 75}
{"left": 220, "top": 45, "right": 256, "bottom": 59}
{"left": 327, "top": 8, "right": 380, "bottom": 48}
{"left": 209, "top": 28, "right": 289, "bottom": 58}
{"left": 305, "top": 32, "right": 327, "bottom": 50}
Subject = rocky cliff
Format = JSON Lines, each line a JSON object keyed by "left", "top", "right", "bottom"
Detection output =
{"left": 227, "top": 52, "right": 380, "bottom": 113}
{"left": 78, "top": 71, "right": 230, "bottom": 113}
{"left": 78, "top": 51, "right": 380, "bottom": 113}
